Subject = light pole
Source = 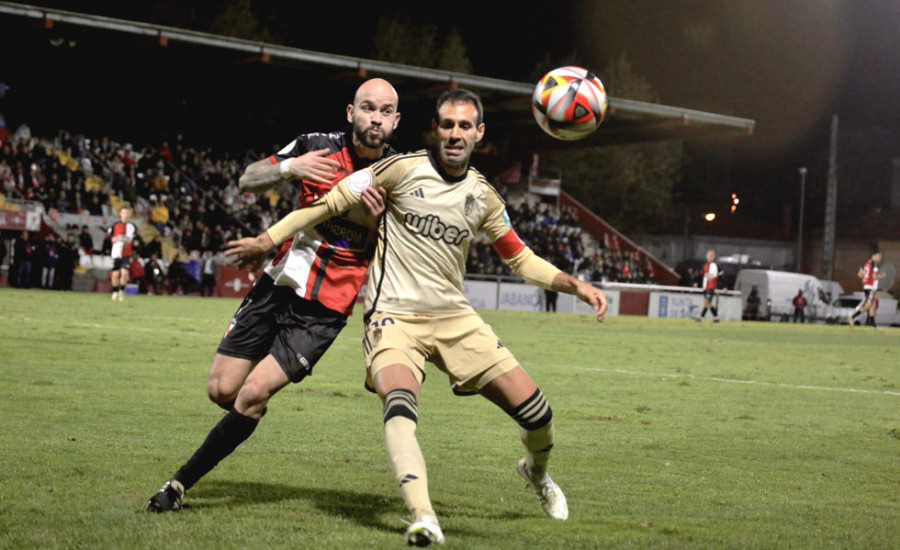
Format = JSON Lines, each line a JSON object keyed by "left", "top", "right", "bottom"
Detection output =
{"left": 796, "top": 167, "right": 807, "bottom": 272}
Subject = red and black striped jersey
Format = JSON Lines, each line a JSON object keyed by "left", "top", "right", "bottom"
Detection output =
{"left": 108, "top": 221, "right": 137, "bottom": 259}
{"left": 263, "top": 131, "right": 396, "bottom": 315}
{"left": 861, "top": 260, "right": 879, "bottom": 289}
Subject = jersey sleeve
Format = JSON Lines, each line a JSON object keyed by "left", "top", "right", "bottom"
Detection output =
{"left": 480, "top": 190, "right": 561, "bottom": 289}
{"left": 266, "top": 168, "right": 373, "bottom": 245}
{"left": 268, "top": 135, "right": 309, "bottom": 163}
{"left": 480, "top": 187, "right": 520, "bottom": 248}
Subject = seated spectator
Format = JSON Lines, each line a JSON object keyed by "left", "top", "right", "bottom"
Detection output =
{"left": 144, "top": 252, "right": 166, "bottom": 295}
{"left": 149, "top": 196, "right": 170, "bottom": 233}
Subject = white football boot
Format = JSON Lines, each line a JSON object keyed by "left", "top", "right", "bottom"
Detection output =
{"left": 405, "top": 514, "right": 444, "bottom": 546}
{"left": 517, "top": 459, "right": 569, "bottom": 520}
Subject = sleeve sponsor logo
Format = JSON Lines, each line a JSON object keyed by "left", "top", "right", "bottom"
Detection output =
{"left": 348, "top": 170, "right": 373, "bottom": 195}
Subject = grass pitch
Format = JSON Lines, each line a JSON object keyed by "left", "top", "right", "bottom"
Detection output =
{"left": 0, "top": 288, "right": 897, "bottom": 549}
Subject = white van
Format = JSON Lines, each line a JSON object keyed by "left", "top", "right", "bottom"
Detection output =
{"left": 734, "top": 269, "right": 829, "bottom": 322}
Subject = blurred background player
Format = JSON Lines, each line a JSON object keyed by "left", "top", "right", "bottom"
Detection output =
{"left": 147, "top": 78, "right": 400, "bottom": 512}
{"left": 849, "top": 250, "right": 883, "bottom": 326}
{"left": 108, "top": 206, "right": 137, "bottom": 300}
{"left": 791, "top": 289, "right": 807, "bottom": 323}
{"left": 697, "top": 249, "right": 719, "bottom": 322}
{"left": 226, "top": 89, "right": 608, "bottom": 546}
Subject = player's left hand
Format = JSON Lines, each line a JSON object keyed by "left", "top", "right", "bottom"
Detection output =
{"left": 361, "top": 186, "right": 386, "bottom": 231}
{"left": 225, "top": 232, "right": 275, "bottom": 270}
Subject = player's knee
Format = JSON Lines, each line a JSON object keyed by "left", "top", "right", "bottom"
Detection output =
{"left": 233, "top": 376, "right": 276, "bottom": 414}
{"left": 206, "top": 377, "right": 238, "bottom": 405}
{"left": 383, "top": 388, "right": 418, "bottom": 424}
{"left": 507, "top": 388, "right": 553, "bottom": 431}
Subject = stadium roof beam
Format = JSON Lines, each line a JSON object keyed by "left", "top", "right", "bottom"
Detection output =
{"left": 0, "top": 1, "right": 755, "bottom": 145}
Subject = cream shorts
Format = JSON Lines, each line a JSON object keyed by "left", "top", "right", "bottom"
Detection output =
{"left": 363, "top": 310, "right": 519, "bottom": 395}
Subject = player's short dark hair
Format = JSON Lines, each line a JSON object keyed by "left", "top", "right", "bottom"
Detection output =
{"left": 435, "top": 89, "right": 484, "bottom": 125}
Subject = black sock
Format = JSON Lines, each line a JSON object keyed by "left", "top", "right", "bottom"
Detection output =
{"left": 700, "top": 307, "right": 708, "bottom": 317}
{"left": 711, "top": 307, "right": 718, "bottom": 317}
{"left": 172, "top": 409, "right": 259, "bottom": 491}
{"left": 216, "top": 399, "right": 235, "bottom": 412}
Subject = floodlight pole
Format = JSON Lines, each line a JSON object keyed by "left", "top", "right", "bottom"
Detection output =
{"left": 821, "top": 116, "right": 839, "bottom": 281}
{"left": 796, "top": 167, "right": 807, "bottom": 272}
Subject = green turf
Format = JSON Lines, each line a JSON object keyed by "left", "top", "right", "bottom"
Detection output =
{"left": 0, "top": 288, "right": 897, "bottom": 549}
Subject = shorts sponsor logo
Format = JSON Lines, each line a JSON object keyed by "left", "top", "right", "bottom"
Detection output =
{"left": 404, "top": 213, "right": 469, "bottom": 245}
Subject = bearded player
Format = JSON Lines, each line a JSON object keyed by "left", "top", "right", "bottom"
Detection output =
{"left": 148, "top": 78, "right": 400, "bottom": 512}
{"left": 226, "top": 89, "right": 607, "bottom": 545}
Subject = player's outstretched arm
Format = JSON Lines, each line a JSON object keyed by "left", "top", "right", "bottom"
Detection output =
{"left": 239, "top": 148, "right": 341, "bottom": 193}
{"left": 501, "top": 243, "right": 607, "bottom": 323}
{"left": 225, "top": 179, "right": 379, "bottom": 269}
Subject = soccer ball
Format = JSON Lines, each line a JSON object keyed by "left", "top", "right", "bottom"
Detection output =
{"left": 532, "top": 66, "right": 608, "bottom": 141}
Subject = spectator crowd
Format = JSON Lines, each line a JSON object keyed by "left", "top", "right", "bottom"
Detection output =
{"left": 465, "top": 197, "right": 658, "bottom": 284}
{"left": 3, "top": 124, "right": 660, "bottom": 292}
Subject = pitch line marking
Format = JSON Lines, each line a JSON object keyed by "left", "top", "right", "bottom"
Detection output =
{"left": 572, "top": 366, "right": 900, "bottom": 397}
{"left": 69, "top": 322, "right": 200, "bottom": 336}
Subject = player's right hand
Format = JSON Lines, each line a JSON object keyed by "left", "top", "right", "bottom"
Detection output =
{"left": 286, "top": 148, "right": 342, "bottom": 184}
{"left": 361, "top": 186, "right": 387, "bottom": 231}
{"left": 225, "top": 232, "right": 275, "bottom": 271}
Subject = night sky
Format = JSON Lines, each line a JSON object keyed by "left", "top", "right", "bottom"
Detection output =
{"left": 4, "top": 0, "right": 899, "bottom": 234}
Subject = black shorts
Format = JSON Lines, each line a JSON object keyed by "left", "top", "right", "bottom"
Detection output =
{"left": 113, "top": 257, "right": 132, "bottom": 271}
{"left": 217, "top": 274, "right": 348, "bottom": 383}
{"left": 702, "top": 288, "right": 716, "bottom": 300}
{"left": 864, "top": 289, "right": 875, "bottom": 304}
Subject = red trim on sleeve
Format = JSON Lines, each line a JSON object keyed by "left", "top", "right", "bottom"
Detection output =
{"left": 492, "top": 229, "right": 526, "bottom": 260}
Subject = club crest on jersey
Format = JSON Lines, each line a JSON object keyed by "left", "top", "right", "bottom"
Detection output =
{"left": 347, "top": 170, "right": 373, "bottom": 195}
{"left": 464, "top": 194, "right": 475, "bottom": 216}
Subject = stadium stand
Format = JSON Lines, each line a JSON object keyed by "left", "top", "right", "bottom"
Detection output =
{"left": 467, "top": 190, "right": 662, "bottom": 284}
{"left": 2, "top": 123, "right": 673, "bottom": 292}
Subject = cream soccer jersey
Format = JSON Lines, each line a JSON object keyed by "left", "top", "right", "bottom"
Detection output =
{"left": 263, "top": 150, "right": 563, "bottom": 315}
{"left": 363, "top": 150, "right": 511, "bottom": 315}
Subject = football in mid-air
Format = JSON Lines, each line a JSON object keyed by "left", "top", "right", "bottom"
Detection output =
{"left": 532, "top": 66, "right": 608, "bottom": 141}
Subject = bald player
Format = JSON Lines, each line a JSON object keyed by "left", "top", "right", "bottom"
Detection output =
{"left": 148, "top": 78, "right": 401, "bottom": 512}
{"left": 227, "top": 89, "right": 607, "bottom": 546}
